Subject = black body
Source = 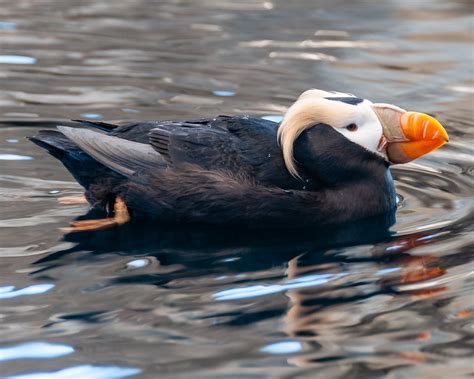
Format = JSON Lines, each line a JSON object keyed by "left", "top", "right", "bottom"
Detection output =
{"left": 29, "top": 116, "right": 397, "bottom": 227}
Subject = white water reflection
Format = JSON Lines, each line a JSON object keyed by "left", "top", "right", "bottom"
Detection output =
{"left": 240, "top": 39, "right": 390, "bottom": 49}
{"left": 79, "top": 113, "right": 102, "bottom": 119}
{"left": 261, "top": 341, "right": 303, "bottom": 354}
{"left": 314, "top": 30, "right": 349, "bottom": 37}
{"left": 0, "top": 342, "right": 74, "bottom": 362}
{"left": 126, "top": 259, "right": 149, "bottom": 269}
{"left": 0, "top": 154, "right": 33, "bottom": 161}
{"left": 0, "top": 284, "right": 54, "bottom": 299}
{"left": 214, "top": 273, "right": 346, "bottom": 301}
{"left": 269, "top": 51, "right": 337, "bottom": 61}
{"left": 0, "top": 55, "right": 36, "bottom": 64}
{"left": 212, "top": 90, "right": 236, "bottom": 97}
{"left": 6, "top": 365, "right": 141, "bottom": 379}
{"left": 449, "top": 86, "right": 474, "bottom": 94}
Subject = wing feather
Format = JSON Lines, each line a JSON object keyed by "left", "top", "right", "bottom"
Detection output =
{"left": 57, "top": 126, "right": 165, "bottom": 177}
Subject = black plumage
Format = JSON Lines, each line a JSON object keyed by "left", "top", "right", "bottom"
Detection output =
{"left": 29, "top": 116, "right": 397, "bottom": 228}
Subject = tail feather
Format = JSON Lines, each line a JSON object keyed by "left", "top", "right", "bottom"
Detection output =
{"left": 28, "top": 130, "right": 79, "bottom": 160}
{"left": 29, "top": 129, "right": 116, "bottom": 189}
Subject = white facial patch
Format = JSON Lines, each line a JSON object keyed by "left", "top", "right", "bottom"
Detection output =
{"left": 329, "top": 99, "right": 384, "bottom": 157}
{"left": 278, "top": 89, "right": 387, "bottom": 178}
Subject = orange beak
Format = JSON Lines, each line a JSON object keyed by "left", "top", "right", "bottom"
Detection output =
{"left": 384, "top": 112, "right": 449, "bottom": 164}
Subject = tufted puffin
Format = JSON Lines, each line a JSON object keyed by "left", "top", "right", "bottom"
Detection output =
{"left": 29, "top": 89, "right": 448, "bottom": 231}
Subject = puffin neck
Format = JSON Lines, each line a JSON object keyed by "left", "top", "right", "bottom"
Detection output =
{"left": 292, "top": 124, "right": 390, "bottom": 187}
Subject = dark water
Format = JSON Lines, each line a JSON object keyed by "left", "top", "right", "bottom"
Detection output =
{"left": 1, "top": 0, "right": 473, "bottom": 378}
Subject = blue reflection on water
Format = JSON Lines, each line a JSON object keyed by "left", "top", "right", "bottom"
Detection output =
{"left": 79, "top": 113, "right": 103, "bottom": 119}
{"left": 214, "top": 273, "right": 346, "bottom": 301}
{"left": 375, "top": 267, "right": 401, "bottom": 276}
{"left": 0, "top": 284, "right": 54, "bottom": 299}
{"left": 0, "top": 154, "right": 33, "bottom": 161}
{"left": 212, "top": 90, "right": 236, "bottom": 97}
{"left": 221, "top": 257, "right": 240, "bottom": 263}
{"left": 261, "top": 115, "right": 283, "bottom": 123}
{"left": 121, "top": 108, "right": 139, "bottom": 113}
{"left": 418, "top": 232, "right": 444, "bottom": 241}
{"left": 0, "top": 342, "right": 74, "bottom": 362}
{"left": 260, "top": 341, "right": 302, "bottom": 354}
{"left": 6, "top": 365, "right": 142, "bottom": 379}
{"left": 0, "top": 21, "right": 16, "bottom": 29}
{"left": 0, "top": 55, "right": 36, "bottom": 64}
{"left": 385, "top": 244, "right": 403, "bottom": 251}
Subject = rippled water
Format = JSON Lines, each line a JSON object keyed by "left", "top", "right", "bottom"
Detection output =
{"left": 1, "top": 0, "right": 473, "bottom": 378}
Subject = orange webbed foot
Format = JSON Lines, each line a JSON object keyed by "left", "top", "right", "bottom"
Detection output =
{"left": 61, "top": 196, "right": 130, "bottom": 233}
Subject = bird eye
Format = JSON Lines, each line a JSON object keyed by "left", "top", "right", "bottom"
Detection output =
{"left": 346, "top": 123, "right": 358, "bottom": 132}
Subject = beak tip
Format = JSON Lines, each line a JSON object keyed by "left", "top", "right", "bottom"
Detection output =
{"left": 437, "top": 122, "right": 449, "bottom": 143}
{"left": 389, "top": 112, "right": 449, "bottom": 163}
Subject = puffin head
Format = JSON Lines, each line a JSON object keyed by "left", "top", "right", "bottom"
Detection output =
{"left": 277, "top": 89, "right": 449, "bottom": 180}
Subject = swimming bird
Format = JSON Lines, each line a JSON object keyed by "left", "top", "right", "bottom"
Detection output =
{"left": 29, "top": 89, "right": 448, "bottom": 231}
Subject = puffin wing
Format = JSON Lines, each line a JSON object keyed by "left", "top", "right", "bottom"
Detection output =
{"left": 148, "top": 117, "right": 279, "bottom": 174}
{"left": 57, "top": 126, "right": 165, "bottom": 177}
{"left": 149, "top": 125, "right": 248, "bottom": 171}
{"left": 73, "top": 116, "right": 234, "bottom": 144}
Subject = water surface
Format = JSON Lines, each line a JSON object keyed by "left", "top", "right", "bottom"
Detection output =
{"left": 1, "top": 0, "right": 473, "bottom": 378}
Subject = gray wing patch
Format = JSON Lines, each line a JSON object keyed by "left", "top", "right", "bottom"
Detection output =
{"left": 57, "top": 126, "right": 165, "bottom": 177}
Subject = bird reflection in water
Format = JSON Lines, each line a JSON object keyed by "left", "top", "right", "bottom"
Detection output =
{"left": 283, "top": 230, "right": 451, "bottom": 367}
{"left": 31, "top": 208, "right": 461, "bottom": 371}
{"left": 35, "top": 208, "right": 396, "bottom": 271}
